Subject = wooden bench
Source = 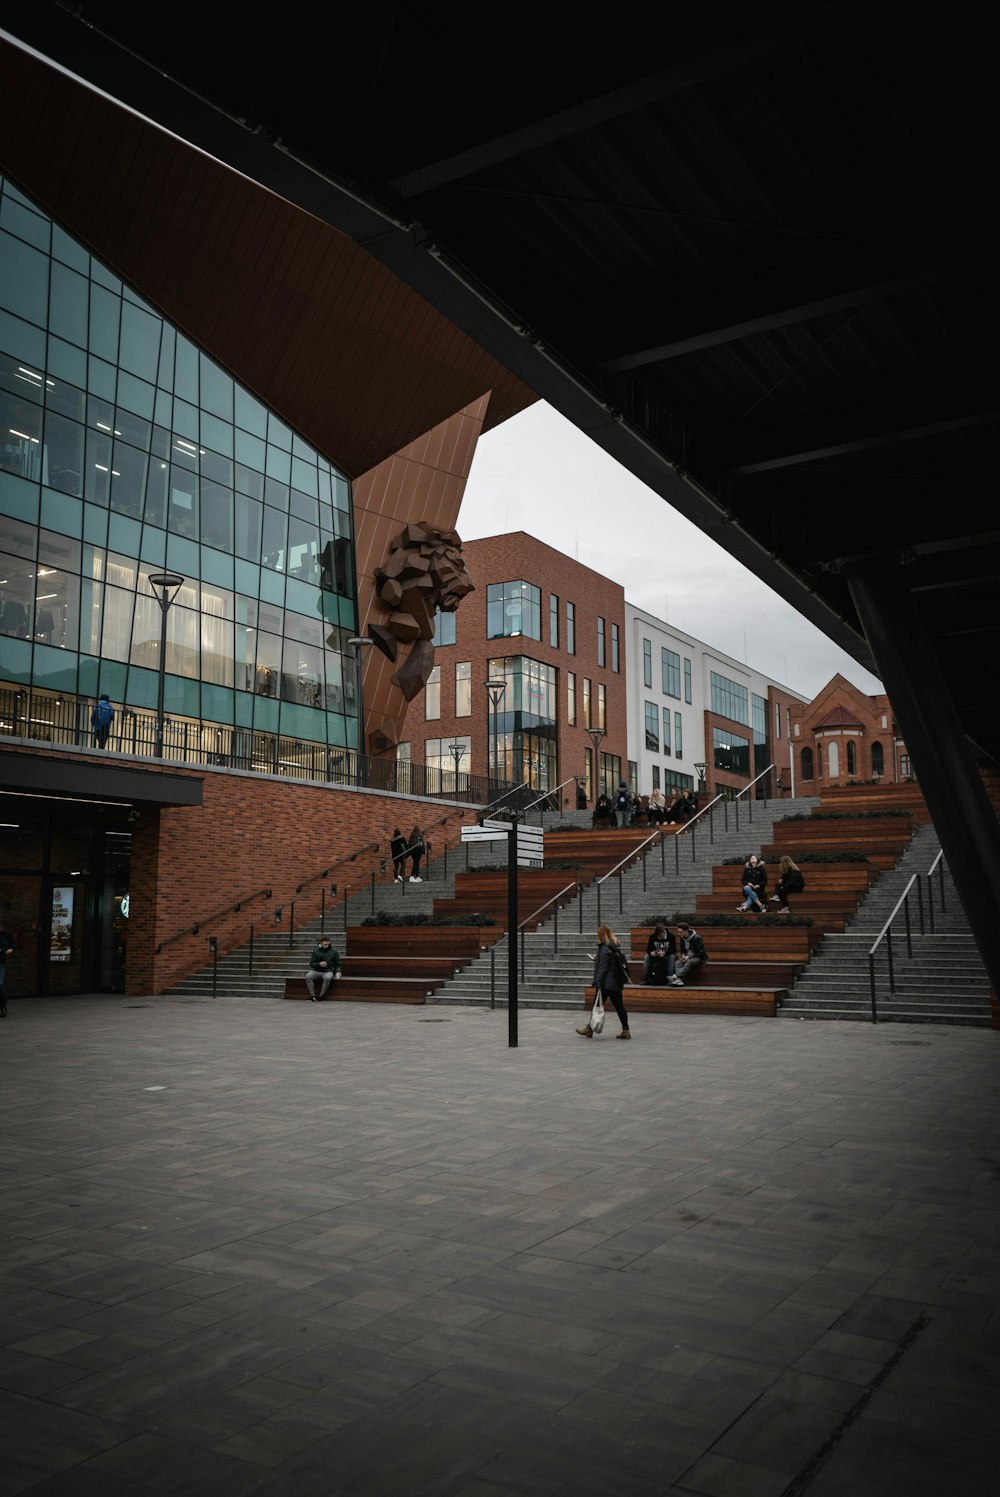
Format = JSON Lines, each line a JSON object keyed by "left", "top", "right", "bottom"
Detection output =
{"left": 284, "top": 976, "right": 432, "bottom": 1003}
{"left": 584, "top": 985, "right": 780, "bottom": 1018}
{"left": 346, "top": 927, "right": 493, "bottom": 958}
{"left": 630, "top": 925, "right": 825, "bottom": 960}
{"left": 624, "top": 958, "right": 803, "bottom": 987}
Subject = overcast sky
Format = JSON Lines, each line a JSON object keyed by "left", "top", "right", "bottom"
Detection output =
{"left": 457, "top": 401, "right": 885, "bottom": 703}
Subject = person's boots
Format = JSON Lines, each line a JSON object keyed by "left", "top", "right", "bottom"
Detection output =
{"left": 575, "top": 1025, "right": 593, "bottom": 1038}
{"left": 617, "top": 1028, "right": 631, "bottom": 1039}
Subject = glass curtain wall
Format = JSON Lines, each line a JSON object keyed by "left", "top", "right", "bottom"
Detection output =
{"left": 487, "top": 655, "right": 557, "bottom": 790}
{"left": 0, "top": 176, "right": 361, "bottom": 752}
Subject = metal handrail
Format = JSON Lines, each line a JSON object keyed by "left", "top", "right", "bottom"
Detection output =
{"left": 155, "top": 885, "right": 273, "bottom": 953}
{"left": 926, "top": 849, "right": 946, "bottom": 933}
{"left": 733, "top": 764, "right": 775, "bottom": 802}
{"left": 489, "top": 878, "right": 583, "bottom": 1004}
{"left": 520, "top": 775, "right": 580, "bottom": 820}
{"left": 867, "top": 873, "right": 924, "bottom": 1023}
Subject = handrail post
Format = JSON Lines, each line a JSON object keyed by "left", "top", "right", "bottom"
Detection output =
{"left": 618, "top": 869, "right": 624, "bottom": 914}
{"left": 596, "top": 880, "right": 602, "bottom": 926}
{"left": 937, "top": 858, "right": 946, "bottom": 915}
{"left": 289, "top": 900, "right": 295, "bottom": 949}
{"left": 371, "top": 871, "right": 376, "bottom": 917}
{"left": 578, "top": 883, "right": 583, "bottom": 933}
{"left": 903, "top": 892, "right": 913, "bottom": 959}
{"left": 321, "top": 886, "right": 326, "bottom": 928}
{"left": 248, "top": 923, "right": 255, "bottom": 975}
{"left": 661, "top": 834, "right": 666, "bottom": 875}
{"left": 520, "top": 925, "right": 525, "bottom": 981}
{"left": 916, "top": 873, "right": 925, "bottom": 937}
{"left": 490, "top": 945, "right": 496, "bottom": 1009}
{"left": 886, "top": 929, "right": 895, "bottom": 993}
{"left": 868, "top": 950, "right": 878, "bottom": 1022}
{"left": 553, "top": 903, "right": 558, "bottom": 955}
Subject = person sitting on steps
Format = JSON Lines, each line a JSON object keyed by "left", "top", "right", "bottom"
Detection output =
{"left": 738, "top": 853, "right": 768, "bottom": 913}
{"left": 769, "top": 854, "right": 805, "bottom": 914}
{"left": 669, "top": 924, "right": 706, "bottom": 986}
{"left": 305, "top": 935, "right": 342, "bottom": 1000}
{"left": 644, "top": 922, "right": 676, "bottom": 984}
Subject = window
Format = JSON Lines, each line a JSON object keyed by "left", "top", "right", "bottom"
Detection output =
{"left": 597, "top": 682, "right": 606, "bottom": 730}
{"left": 628, "top": 760, "right": 637, "bottom": 792}
{"left": 432, "top": 609, "right": 456, "bottom": 646}
{"left": 899, "top": 752, "right": 911, "bottom": 778}
{"left": 567, "top": 671, "right": 576, "bottom": 725}
{"left": 651, "top": 764, "right": 660, "bottom": 790}
{"left": 817, "top": 742, "right": 824, "bottom": 778}
{"left": 611, "top": 621, "right": 619, "bottom": 672}
{"left": 583, "top": 676, "right": 592, "bottom": 727}
{"left": 801, "top": 746, "right": 814, "bottom": 780}
{"left": 549, "top": 593, "right": 559, "bottom": 648}
{"left": 871, "top": 741, "right": 884, "bottom": 776}
{"left": 710, "top": 670, "right": 750, "bottom": 724}
{"left": 642, "top": 638, "right": 652, "bottom": 688}
{"left": 597, "top": 616, "right": 605, "bottom": 667}
{"left": 674, "top": 711, "right": 683, "bottom": 760}
{"left": 661, "top": 647, "right": 680, "bottom": 698}
{"left": 645, "top": 701, "right": 659, "bottom": 752}
{"left": 828, "top": 740, "right": 840, "bottom": 778}
{"left": 424, "top": 664, "right": 440, "bottom": 720}
{"left": 684, "top": 657, "right": 692, "bottom": 703}
{"left": 713, "top": 726, "right": 749, "bottom": 776}
{"left": 486, "top": 579, "right": 541, "bottom": 640}
{"left": 425, "top": 735, "right": 470, "bottom": 792}
{"left": 775, "top": 701, "right": 782, "bottom": 739}
{"left": 662, "top": 706, "right": 671, "bottom": 755}
{"left": 455, "top": 660, "right": 471, "bottom": 716}
{"left": 566, "top": 600, "right": 575, "bottom": 654}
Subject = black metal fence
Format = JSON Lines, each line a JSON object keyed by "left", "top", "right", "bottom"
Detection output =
{"left": 0, "top": 685, "right": 507, "bottom": 804}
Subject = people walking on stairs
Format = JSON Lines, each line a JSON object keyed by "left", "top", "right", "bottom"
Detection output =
{"left": 669, "top": 924, "right": 707, "bottom": 986}
{"left": 577, "top": 924, "right": 631, "bottom": 1038}
{"left": 305, "top": 936, "right": 342, "bottom": 1000}
{"left": 390, "top": 828, "right": 407, "bottom": 882}
{"left": 769, "top": 854, "right": 805, "bottom": 914}
{"left": 738, "top": 853, "right": 768, "bottom": 913}
{"left": 408, "top": 825, "right": 425, "bottom": 882}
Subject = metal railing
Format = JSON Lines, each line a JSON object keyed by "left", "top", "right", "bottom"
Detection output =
{"left": 489, "top": 879, "right": 583, "bottom": 1006}
{"left": 518, "top": 775, "right": 580, "bottom": 823}
{"left": 0, "top": 684, "right": 510, "bottom": 804}
{"left": 866, "top": 846, "right": 952, "bottom": 1022}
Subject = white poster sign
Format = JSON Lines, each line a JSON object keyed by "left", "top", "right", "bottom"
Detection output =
{"left": 50, "top": 885, "right": 74, "bottom": 962}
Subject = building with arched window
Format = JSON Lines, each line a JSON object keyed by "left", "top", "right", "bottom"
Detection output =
{"left": 790, "top": 673, "right": 911, "bottom": 789}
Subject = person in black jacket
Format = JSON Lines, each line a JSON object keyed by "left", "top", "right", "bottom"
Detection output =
{"left": 644, "top": 923, "right": 676, "bottom": 984}
{"left": 669, "top": 924, "right": 706, "bottom": 986}
{"left": 0, "top": 926, "right": 14, "bottom": 1017}
{"left": 770, "top": 855, "right": 805, "bottom": 914}
{"left": 389, "top": 828, "right": 408, "bottom": 883}
{"left": 577, "top": 924, "right": 631, "bottom": 1039}
{"left": 408, "top": 825, "right": 425, "bottom": 882}
{"left": 738, "top": 853, "right": 768, "bottom": 913}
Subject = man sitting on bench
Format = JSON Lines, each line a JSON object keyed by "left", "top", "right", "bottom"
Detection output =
{"left": 305, "top": 935, "right": 342, "bottom": 1000}
{"left": 669, "top": 923, "right": 707, "bottom": 987}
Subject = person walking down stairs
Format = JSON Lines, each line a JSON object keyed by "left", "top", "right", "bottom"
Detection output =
{"left": 577, "top": 924, "right": 631, "bottom": 1039}
{"left": 408, "top": 825, "right": 425, "bottom": 882}
{"left": 390, "top": 828, "right": 408, "bottom": 883}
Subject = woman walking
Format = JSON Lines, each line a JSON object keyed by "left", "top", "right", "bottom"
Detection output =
{"left": 390, "top": 828, "right": 407, "bottom": 883}
{"left": 577, "top": 924, "right": 631, "bottom": 1039}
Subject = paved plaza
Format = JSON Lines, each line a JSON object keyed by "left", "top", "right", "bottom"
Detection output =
{"left": 2, "top": 994, "right": 999, "bottom": 1496}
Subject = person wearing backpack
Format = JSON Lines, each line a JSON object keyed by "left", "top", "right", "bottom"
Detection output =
{"left": 669, "top": 924, "right": 707, "bottom": 986}
{"left": 91, "top": 693, "right": 115, "bottom": 749}
{"left": 577, "top": 924, "right": 631, "bottom": 1039}
{"left": 613, "top": 779, "right": 632, "bottom": 828}
{"left": 770, "top": 855, "right": 805, "bottom": 914}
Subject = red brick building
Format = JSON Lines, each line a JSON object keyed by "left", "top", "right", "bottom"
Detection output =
{"left": 791, "top": 673, "right": 911, "bottom": 789}
{"left": 398, "top": 532, "right": 628, "bottom": 807}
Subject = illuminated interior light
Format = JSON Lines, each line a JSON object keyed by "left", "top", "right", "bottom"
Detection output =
{"left": 10, "top": 428, "right": 39, "bottom": 442}
{"left": 35, "top": 593, "right": 58, "bottom": 601}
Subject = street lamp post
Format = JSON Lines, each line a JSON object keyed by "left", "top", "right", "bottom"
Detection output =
{"left": 485, "top": 677, "right": 507, "bottom": 793}
{"left": 148, "top": 572, "right": 184, "bottom": 759}
{"left": 585, "top": 725, "right": 606, "bottom": 803}
{"left": 347, "top": 637, "right": 373, "bottom": 785}
{"left": 694, "top": 760, "right": 707, "bottom": 794}
{"left": 448, "top": 739, "right": 464, "bottom": 796}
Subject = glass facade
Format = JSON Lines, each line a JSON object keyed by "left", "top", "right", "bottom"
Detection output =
{"left": 661, "top": 646, "right": 680, "bottom": 698}
{"left": 486, "top": 579, "right": 541, "bottom": 639}
{"left": 0, "top": 176, "right": 361, "bottom": 752}
{"left": 710, "top": 670, "right": 750, "bottom": 725}
{"left": 487, "top": 654, "right": 557, "bottom": 790}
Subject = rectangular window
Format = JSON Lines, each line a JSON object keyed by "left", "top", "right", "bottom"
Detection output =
{"left": 713, "top": 725, "right": 750, "bottom": 776}
{"left": 644, "top": 701, "right": 659, "bottom": 752}
{"left": 661, "top": 646, "right": 681, "bottom": 698}
{"left": 549, "top": 593, "right": 559, "bottom": 648}
{"left": 675, "top": 711, "right": 683, "bottom": 760}
{"left": 425, "top": 734, "right": 470, "bottom": 790}
{"left": 486, "top": 579, "right": 541, "bottom": 640}
{"left": 643, "top": 637, "right": 652, "bottom": 688}
{"left": 432, "top": 609, "right": 457, "bottom": 646}
{"left": 597, "top": 682, "right": 606, "bottom": 730}
{"left": 566, "top": 600, "right": 575, "bottom": 654}
{"left": 651, "top": 763, "right": 660, "bottom": 790}
{"left": 662, "top": 706, "right": 671, "bottom": 755}
{"left": 710, "top": 670, "right": 750, "bottom": 725}
{"left": 611, "top": 622, "right": 619, "bottom": 673}
{"left": 567, "top": 670, "right": 576, "bottom": 725}
{"left": 597, "top": 616, "right": 605, "bottom": 667}
{"left": 424, "top": 664, "right": 440, "bottom": 720}
{"left": 684, "top": 657, "right": 692, "bottom": 703}
{"left": 455, "top": 660, "right": 471, "bottom": 716}
{"left": 583, "top": 676, "right": 592, "bottom": 727}
{"left": 775, "top": 701, "right": 782, "bottom": 739}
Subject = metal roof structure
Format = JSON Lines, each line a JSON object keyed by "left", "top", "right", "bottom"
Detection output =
{"left": 2, "top": 2, "right": 999, "bottom": 988}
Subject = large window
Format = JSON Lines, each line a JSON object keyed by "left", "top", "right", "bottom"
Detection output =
{"left": 432, "top": 609, "right": 456, "bottom": 646}
{"left": 597, "top": 682, "right": 606, "bottom": 730}
{"left": 710, "top": 670, "right": 750, "bottom": 725}
{"left": 871, "top": 741, "right": 884, "bottom": 776}
{"left": 455, "top": 660, "right": 471, "bottom": 716}
{"left": 566, "top": 600, "right": 575, "bottom": 654}
{"left": 486, "top": 579, "right": 540, "bottom": 640}
{"left": 674, "top": 710, "right": 683, "bottom": 759}
{"left": 661, "top": 647, "right": 680, "bottom": 698}
{"left": 486, "top": 654, "right": 558, "bottom": 790}
{"left": 597, "top": 616, "right": 605, "bottom": 667}
{"left": 662, "top": 706, "right": 671, "bottom": 755}
{"left": 424, "top": 664, "right": 440, "bottom": 720}
{"left": 684, "top": 657, "right": 692, "bottom": 703}
{"left": 644, "top": 701, "right": 659, "bottom": 751}
{"left": 549, "top": 593, "right": 559, "bottom": 647}
{"left": 567, "top": 671, "right": 576, "bottom": 725}
{"left": 425, "top": 735, "right": 470, "bottom": 793}
{"left": 611, "top": 621, "right": 619, "bottom": 673}
{"left": 583, "top": 676, "right": 592, "bottom": 727}
{"left": 713, "top": 726, "right": 750, "bottom": 776}
{"left": 643, "top": 638, "right": 652, "bottom": 688}
{"left": 0, "top": 175, "right": 361, "bottom": 753}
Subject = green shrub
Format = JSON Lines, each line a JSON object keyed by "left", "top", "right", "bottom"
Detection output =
{"left": 640, "top": 911, "right": 812, "bottom": 928}
{"left": 359, "top": 912, "right": 496, "bottom": 927}
{"left": 781, "top": 810, "right": 909, "bottom": 820}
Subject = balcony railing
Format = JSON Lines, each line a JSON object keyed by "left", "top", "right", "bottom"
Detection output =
{"left": 0, "top": 685, "right": 510, "bottom": 805}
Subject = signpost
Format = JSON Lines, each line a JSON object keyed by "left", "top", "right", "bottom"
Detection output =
{"left": 460, "top": 816, "right": 546, "bottom": 1046}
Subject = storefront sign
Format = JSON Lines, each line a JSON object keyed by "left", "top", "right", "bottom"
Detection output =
{"left": 50, "top": 885, "right": 74, "bottom": 962}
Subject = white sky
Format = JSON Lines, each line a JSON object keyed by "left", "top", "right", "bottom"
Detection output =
{"left": 457, "top": 401, "right": 885, "bottom": 703}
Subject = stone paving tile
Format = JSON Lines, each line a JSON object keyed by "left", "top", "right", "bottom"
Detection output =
{"left": 2, "top": 999, "right": 1000, "bottom": 1494}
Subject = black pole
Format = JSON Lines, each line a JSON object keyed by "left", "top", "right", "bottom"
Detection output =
{"left": 508, "top": 813, "right": 518, "bottom": 1047}
{"left": 154, "top": 596, "right": 169, "bottom": 759}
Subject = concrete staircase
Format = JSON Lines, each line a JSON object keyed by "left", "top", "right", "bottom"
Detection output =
{"left": 778, "top": 822, "right": 992, "bottom": 1025}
